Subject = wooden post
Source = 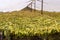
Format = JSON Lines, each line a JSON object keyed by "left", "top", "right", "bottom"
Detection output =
{"left": 31, "top": 2, "right": 33, "bottom": 12}
{"left": 34, "top": 0, "right": 36, "bottom": 12}
{"left": 41, "top": 0, "right": 43, "bottom": 14}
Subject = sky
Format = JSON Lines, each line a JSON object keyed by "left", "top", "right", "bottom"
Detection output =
{"left": 0, "top": 0, "right": 60, "bottom": 12}
{"left": 43, "top": 0, "right": 60, "bottom": 12}
{"left": 0, "top": 0, "right": 31, "bottom": 12}
{"left": 28, "top": 0, "right": 60, "bottom": 12}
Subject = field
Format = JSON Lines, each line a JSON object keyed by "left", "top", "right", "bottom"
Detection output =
{"left": 0, "top": 8, "right": 60, "bottom": 40}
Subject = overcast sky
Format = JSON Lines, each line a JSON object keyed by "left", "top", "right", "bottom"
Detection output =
{"left": 43, "top": 0, "right": 60, "bottom": 12}
{"left": 0, "top": 0, "right": 60, "bottom": 12}
{"left": 28, "top": 0, "right": 60, "bottom": 12}
{"left": 0, "top": 0, "right": 31, "bottom": 12}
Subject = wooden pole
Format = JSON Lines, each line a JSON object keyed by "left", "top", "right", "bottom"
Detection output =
{"left": 41, "top": 0, "right": 43, "bottom": 14}
{"left": 34, "top": 0, "right": 36, "bottom": 12}
{"left": 31, "top": 2, "right": 33, "bottom": 12}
